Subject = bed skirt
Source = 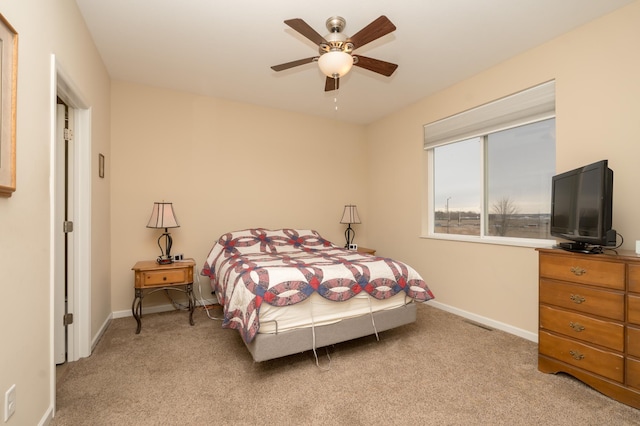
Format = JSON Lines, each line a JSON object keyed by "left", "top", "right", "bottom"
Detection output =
{"left": 244, "top": 303, "right": 417, "bottom": 362}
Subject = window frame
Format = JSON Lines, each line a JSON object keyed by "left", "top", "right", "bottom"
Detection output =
{"left": 422, "top": 82, "right": 557, "bottom": 248}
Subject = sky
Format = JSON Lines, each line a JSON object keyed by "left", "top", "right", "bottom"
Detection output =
{"left": 433, "top": 118, "right": 556, "bottom": 214}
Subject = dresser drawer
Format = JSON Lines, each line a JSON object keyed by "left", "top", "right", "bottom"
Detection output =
{"left": 539, "top": 331, "right": 624, "bottom": 382}
{"left": 539, "top": 253, "right": 625, "bottom": 290}
{"left": 539, "top": 305, "right": 623, "bottom": 351}
{"left": 140, "top": 269, "right": 189, "bottom": 287}
{"left": 540, "top": 279, "right": 624, "bottom": 321}
{"left": 629, "top": 264, "right": 640, "bottom": 294}
{"left": 628, "top": 358, "right": 640, "bottom": 390}
{"left": 629, "top": 295, "right": 640, "bottom": 326}
{"left": 628, "top": 327, "right": 640, "bottom": 358}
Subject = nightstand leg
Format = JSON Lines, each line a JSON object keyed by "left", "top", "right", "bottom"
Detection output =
{"left": 132, "top": 288, "right": 143, "bottom": 334}
{"left": 187, "top": 283, "right": 195, "bottom": 326}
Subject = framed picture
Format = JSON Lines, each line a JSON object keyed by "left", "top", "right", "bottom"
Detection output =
{"left": 99, "top": 153, "right": 105, "bottom": 178}
{"left": 0, "top": 15, "right": 18, "bottom": 197}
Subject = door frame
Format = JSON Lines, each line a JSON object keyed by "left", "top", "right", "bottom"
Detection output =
{"left": 50, "top": 55, "right": 92, "bottom": 410}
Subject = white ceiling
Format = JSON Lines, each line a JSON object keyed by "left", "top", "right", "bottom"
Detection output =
{"left": 74, "top": 0, "right": 634, "bottom": 124}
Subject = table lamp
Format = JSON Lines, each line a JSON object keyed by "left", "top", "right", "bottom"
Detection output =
{"left": 340, "top": 204, "right": 361, "bottom": 248}
{"left": 146, "top": 201, "right": 180, "bottom": 264}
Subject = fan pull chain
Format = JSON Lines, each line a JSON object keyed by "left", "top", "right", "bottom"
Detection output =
{"left": 334, "top": 77, "right": 339, "bottom": 112}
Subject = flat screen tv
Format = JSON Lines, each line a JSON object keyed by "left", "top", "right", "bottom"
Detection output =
{"left": 550, "top": 159, "right": 616, "bottom": 253}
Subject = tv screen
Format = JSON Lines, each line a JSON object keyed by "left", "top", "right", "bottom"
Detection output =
{"left": 550, "top": 160, "right": 615, "bottom": 252}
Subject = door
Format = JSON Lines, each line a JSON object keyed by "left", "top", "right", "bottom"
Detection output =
{"left": 54, "top": 101, "right": 74, "bottom": 364}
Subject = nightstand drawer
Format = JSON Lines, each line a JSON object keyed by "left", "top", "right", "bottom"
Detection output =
{"left": 539, "top": 305, "right": 623, "bottom": 351}
{"left": 540, "top": 279, "right": 624, "bottom": 321}
{"left": 539, "top": 253, "right": 625, "bottom": 290}
{"left": 141, "top": 269, "right": 188, "bottom": 286}
{"left": 539, "top": 331, "right": 623, "bottom": 382}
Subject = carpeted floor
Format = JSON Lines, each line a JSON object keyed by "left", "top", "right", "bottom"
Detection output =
{"left": 52, "top": 303, "right": 640, "bottom": 425}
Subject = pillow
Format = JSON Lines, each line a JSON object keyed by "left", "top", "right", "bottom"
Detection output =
{"left": 217, "top": 228, "right": 335, "bottom": 255}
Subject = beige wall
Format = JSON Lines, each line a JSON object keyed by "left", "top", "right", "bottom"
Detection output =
{"left": 366, "top": 1, "right": 640, "bottom": 336}
{"left": 110, "top": 82, "right": 368, "bottom": 313}
{"left": 0, "top": 0, "right": 111, "bottom": 424}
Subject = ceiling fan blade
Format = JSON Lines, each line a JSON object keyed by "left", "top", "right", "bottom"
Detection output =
{"left": 348, "top": 15, "right": 396, "bottom": 49}
{"left": 325, "top": 76, "right": 340, "bottom": 92}
{"left": 284, "top": 18, "right": 327, "bottom": 46}
{"left": 353, "top": 55, "right": 398, "bottom": 77}
{"left": 271, "top": 57, "right": 317, "bottom": 72}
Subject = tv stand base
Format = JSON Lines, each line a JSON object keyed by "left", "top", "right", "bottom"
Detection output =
{"left": 556, "top": 242, "right": 602, "bottom": 254}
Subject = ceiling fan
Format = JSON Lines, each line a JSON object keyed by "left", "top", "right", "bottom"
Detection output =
{"left": 271, "top": 15, "right": 398, "bottom": 92}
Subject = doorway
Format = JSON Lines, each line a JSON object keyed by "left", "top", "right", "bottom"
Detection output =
{"left": 52, "top": 58, "right": 93, "bottom": 414}
{"left": 54, "top": 100, "right": 73, "bottom": 365}
{"left": 51, "top": 60, "right": 91, "bottom": 362}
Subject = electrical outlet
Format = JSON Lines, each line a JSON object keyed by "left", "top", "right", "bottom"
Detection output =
{"left": 4, "top": 384, "right": 16, "bottom": 422}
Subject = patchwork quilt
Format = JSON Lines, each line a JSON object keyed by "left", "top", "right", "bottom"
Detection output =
{"left": 201, "top": 228, "right": 434, "bottom": 343}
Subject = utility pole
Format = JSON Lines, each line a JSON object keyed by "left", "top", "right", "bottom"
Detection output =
{"left": 446, "top": 197, "right": 451, "bottom": 233}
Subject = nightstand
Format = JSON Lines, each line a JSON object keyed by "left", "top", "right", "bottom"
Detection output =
{"left": 357, "top": 247, "right": 376, "bottom": 255}
{"left": 131, "top": 259, "right": 196, "bottom": 333}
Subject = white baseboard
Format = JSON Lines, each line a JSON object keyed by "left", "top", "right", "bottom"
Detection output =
{"left": 110, "top": 298, "right": 536, "bottom": 342}
{"left": 112, "top": 297, "right": 218, "bottom": 319}
{"left": 92, "top": 313, "right": 112, "bottom": 351}
{"left": 39, "top": 407, "right": 53, "bottom": 426}
{"left": 427, "top": 300, "right": 538, "bottom": 343}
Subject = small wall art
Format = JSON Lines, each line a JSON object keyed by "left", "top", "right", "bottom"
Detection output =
{"left": 99, "top": 153, "right": 105, "bottom": 178}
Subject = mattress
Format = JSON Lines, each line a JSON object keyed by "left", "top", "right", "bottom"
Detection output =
{"left": 257, "top": 290, "right": 409, "bottom": 334}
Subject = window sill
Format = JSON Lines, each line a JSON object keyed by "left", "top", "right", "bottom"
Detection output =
{"left": 420, "top": 233, "right": 556, "bottom": 249}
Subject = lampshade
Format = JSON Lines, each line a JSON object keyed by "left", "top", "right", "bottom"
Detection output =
{"left": 318, "top": 51, "right": 354, "bottom": 78}
{"left": 340, "top": 205, "right": 361, "bottom": 224}
{"left": 146, "top": 202, "right": 180, "bottom": 229}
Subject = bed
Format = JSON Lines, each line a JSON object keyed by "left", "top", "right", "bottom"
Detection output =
{"left": 201, "top": 228, "right": 434, "bottom": 361}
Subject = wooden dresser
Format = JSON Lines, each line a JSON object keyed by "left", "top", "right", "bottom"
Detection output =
{"left": 537, "top": 247, "right": 640, "bottom": 408}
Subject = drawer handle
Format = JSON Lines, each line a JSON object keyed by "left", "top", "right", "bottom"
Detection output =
{"left": 570, "top": 266, "right": 586, "bottom": 276}
{"left": 569, "top": 350, "right": 584, "bottom": 361}
{"left": 570, "top": 294, "right": 586, "bottom": 304}
{"left": 163, "top": 277, "right": 167, "bottom": 281}
{"left": 569, "top": 322, "right": 585, "bottom": 332}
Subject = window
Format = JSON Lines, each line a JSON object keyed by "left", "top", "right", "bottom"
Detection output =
{"left": 424, "top": 81, "right": 556, "bottom": 245}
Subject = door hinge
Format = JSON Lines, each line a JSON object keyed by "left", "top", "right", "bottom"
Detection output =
{"left": 63, "top": 128, "right": 73, "bottom": 141}
{"left": 63, "top": 313, "right": 74, "bottom": 326}
{"left": 63, "top": 221, "right": 74, "bottom": 233}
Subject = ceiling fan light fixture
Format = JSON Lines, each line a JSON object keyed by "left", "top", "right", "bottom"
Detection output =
{"left": 272, "top": 15, "right": 398, "bottom": 91}
{"left": 318, "top": 51, "right": 353, "bottom": 78}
